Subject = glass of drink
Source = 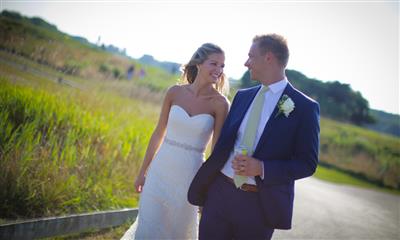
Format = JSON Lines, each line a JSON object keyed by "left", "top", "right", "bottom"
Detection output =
{"left": 233, "top": 145, "right": 248, "bottom": 188}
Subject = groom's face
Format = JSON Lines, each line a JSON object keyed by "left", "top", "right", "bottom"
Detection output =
{"left": 244, "top": 42, "right": 266, "bottom": 82}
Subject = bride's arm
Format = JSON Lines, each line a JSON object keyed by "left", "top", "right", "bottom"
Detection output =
{"left": 211, "top": 96, "right": 230, "bottom": 151}
{"left": 134, "top": 86, "right": 178, "bottom": 193}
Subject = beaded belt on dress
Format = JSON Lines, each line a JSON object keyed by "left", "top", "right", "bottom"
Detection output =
{"left": 164, "top": 137, "right": 205, "bottom": 153}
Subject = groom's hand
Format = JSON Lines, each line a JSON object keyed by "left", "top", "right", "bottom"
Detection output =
{"left": 232, "top": 155, "right": 263, "bottom": 177}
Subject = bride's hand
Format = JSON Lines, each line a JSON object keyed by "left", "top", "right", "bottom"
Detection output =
{"left": 134, "top": 174, "right": 146, "bottom": 193}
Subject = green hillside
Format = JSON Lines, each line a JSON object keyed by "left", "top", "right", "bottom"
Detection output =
{"left": 0, "top": 10, "right": 399, "bottom": 221}
{"left": 320, "top": 118, "right": 399, "bottom": 189}
{"left": 367, "top": 109, "right": 400, "bottom": 137}
{"left": 0, "top": 10, "right": 179, "bottom": 91}
{"left": 240, "top": 69, "right": 399, "bottom": 137}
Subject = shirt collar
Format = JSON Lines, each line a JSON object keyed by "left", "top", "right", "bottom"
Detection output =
{"left": 264, "top": 77, "right": 288, "bottom": 94}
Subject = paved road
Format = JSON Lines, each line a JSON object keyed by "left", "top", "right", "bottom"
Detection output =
{"left": 273, "top": 177, "right": 399, "bottom": 240}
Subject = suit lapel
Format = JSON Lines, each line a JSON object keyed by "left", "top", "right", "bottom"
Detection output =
{"left": 254, "top": 83, "right": 294, "bottom": 155}
{"left": 213, "top": 86, "right": 260, "bottom": 163}
{"left": 230, "top": 85, "right": 261, "bottom": 130}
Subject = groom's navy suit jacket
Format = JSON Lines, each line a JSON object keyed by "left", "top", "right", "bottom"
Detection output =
{"left": 188, "top": 83, "right": 320, "bottom": 230}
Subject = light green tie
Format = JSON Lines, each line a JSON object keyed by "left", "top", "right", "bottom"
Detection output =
{"left": 234, "top": 85, "right": 268, "bottom": 188}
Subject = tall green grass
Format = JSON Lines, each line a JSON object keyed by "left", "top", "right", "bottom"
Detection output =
{"left": 320, "top": 117, "right": 400, "bottom": 189}
{"left": 314, "top": 165, "right": 399, "bottom": 195}
{"left": 0, "top": 79, "right": 157, "bottom": 218}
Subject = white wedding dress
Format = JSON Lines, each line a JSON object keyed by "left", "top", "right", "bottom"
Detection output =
{"left": 121, "top": 105, "right": 214, "bottom": 240}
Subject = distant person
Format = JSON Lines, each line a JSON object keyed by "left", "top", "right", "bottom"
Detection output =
{"left": 188, "top": 33, "right": 320, "bottom": 239}
{"left": 171, "top": 65, "right": 179, "bottom": 74}
{"left": 138, "top": 68, "right": 146, "bottom": 79}
{"left": 127, "top": 65, "right": 135, "bottom": 80}
{"left": 121, "top": 43, "right": 229, "bottom": 239}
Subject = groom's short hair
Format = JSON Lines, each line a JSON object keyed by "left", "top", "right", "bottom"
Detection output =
{"left": 253, "top": 34, "right": 289, "bottom": 67}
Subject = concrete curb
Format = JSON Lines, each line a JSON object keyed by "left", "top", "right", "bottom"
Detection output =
{"left": 0, "top": 208, "right": 138, "bottom": 240}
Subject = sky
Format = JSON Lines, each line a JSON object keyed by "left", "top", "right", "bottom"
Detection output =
{"left": 1, "top": 0, "right": 399, "bottom": 114}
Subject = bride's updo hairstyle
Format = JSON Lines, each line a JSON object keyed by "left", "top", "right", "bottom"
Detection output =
{"left": 181, "top": 43, "right": 229, "bottom": 95}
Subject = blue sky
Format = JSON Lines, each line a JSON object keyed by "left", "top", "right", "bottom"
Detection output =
{"left": 1, "top": 0, "right": 399, "bottom": 114}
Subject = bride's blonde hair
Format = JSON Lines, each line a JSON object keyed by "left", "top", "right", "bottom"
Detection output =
{"left": 181, "top": 43, "right": 229, "bottom": 96}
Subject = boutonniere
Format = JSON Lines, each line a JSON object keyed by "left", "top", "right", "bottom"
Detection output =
{"left": 275, "top": 94, "right": 295, "bottom": 118}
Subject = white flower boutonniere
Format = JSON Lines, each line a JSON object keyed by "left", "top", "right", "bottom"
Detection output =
{"left": 275, "top": 94, "right": 295, "bottom": 118}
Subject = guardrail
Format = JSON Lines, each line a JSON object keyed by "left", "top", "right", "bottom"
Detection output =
{"left": 0, "top": 208, "right": 138, "bottom": 240}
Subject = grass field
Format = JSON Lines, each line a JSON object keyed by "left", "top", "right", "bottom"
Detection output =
{"left": 0, "top": 57, "right": 162, "bottom": 218}
{"left": 1, "top": 50, "right": 399, "bottom": 240}
{"left": 1, "top": 17, "right": 399, "bottom": 222}
{"left": 319, "top": 117, "right": 400, "bottom": 189}
{"left": 2, "top": 10, "right": 399, "bottom": 239}
{"left": 314, "top": 165, "right": 399, "bottom": 195}
{"left": 1, "top": 48, "right": 399, "bottom": 221}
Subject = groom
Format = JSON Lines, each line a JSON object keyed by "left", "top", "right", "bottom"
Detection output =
{"left": 188, "top": 33, "right": 320, "bottom": 239}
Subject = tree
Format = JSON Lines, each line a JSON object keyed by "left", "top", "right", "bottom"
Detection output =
{"left": 240, "top": 70, "right": 258, "bottom": 89}
{"left": 239, "top": 69, "right": 375, "bottom": 124}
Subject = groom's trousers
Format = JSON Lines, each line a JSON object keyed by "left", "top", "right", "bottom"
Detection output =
{"left": 199, "top": 173, "right": 274, "bottom": 240}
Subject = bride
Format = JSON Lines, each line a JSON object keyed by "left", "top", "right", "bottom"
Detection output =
{"left": 121, "top": 43, "right": 229, "bottom": 239}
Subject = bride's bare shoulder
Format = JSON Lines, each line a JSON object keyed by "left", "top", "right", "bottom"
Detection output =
{"left": 166, "top": 84, "right": 188, "bottom": 99}
{"left": 211, "top": 93, "right": 230, "bottom": 112}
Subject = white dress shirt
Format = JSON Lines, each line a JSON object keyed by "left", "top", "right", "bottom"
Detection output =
{"left": 221, "top": 78, "right": 288, "bottom": 185}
